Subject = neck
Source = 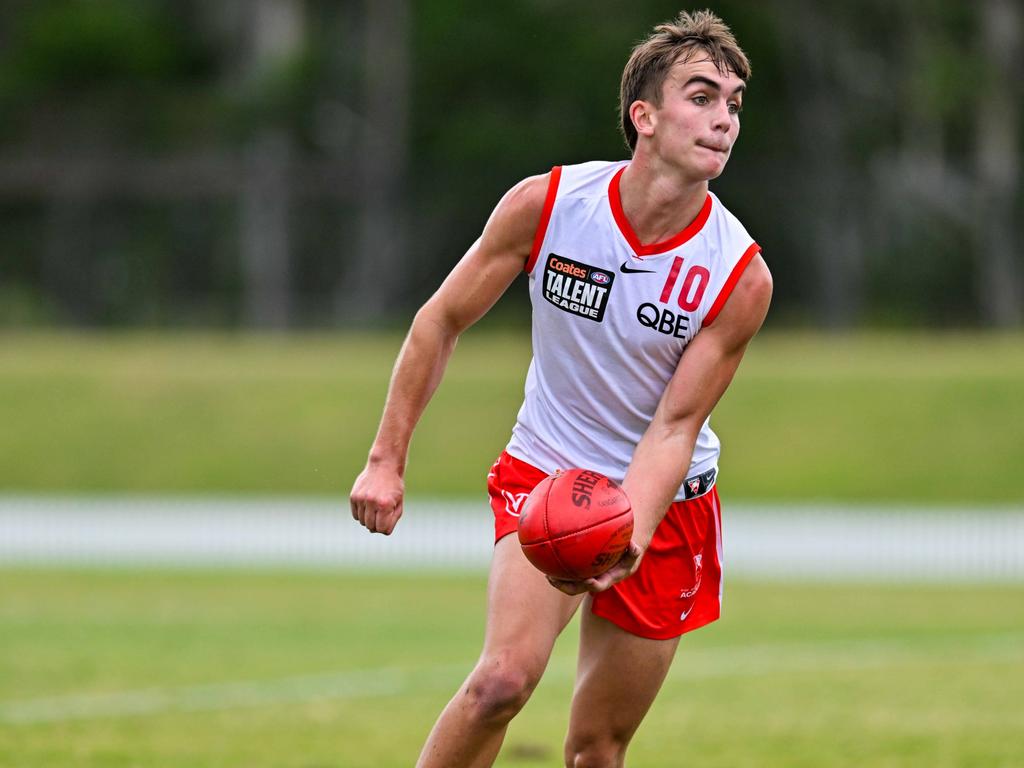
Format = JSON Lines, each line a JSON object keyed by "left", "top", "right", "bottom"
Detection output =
{"left": 618, "top": 153, "right": 709, "bottom": 246}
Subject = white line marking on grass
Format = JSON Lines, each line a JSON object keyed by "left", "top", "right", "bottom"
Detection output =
{"left": 2, "top": 635, "right": 1020, "bottom": 725}
{"left": 0, "top": 668, "right": 412, "bottom": 725}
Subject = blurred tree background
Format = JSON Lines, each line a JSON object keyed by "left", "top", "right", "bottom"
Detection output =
{"left": 0, "top": 0, "right": 1020, "bottom": 330}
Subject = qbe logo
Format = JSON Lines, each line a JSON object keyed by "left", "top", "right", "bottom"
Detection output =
{"left": 542, "top": 254, "right": 614, "bottom": 322}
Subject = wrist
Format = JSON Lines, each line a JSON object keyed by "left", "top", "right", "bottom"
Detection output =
{"left": 629, "top": 510, "right": 661, "bottom": 551}
{"left": 634, "top": 531, "right": 654, "bottom": 552}
{"left": 366, "top": 449, "right": 405, "bottom": 475}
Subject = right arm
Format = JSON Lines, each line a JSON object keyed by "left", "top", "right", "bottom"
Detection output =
{"left": 349, "top": 172, "right": 552, "bottom": 534}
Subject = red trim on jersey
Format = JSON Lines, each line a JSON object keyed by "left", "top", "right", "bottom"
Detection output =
{"left": 702, "top": 242, "right": 761, "bottom": 327}
{"left": 608, "top": 166, "right": 712, "bottom": 257}
{"left": 525, "top": 166, "right": 562, "bottom": 274}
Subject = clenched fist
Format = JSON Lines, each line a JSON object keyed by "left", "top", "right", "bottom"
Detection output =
{"left": 350, "top": 463, "right": 405, "bottom": 535}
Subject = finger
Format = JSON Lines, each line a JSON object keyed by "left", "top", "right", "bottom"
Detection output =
{"left": 586, "top": 560, "right": 632, "bottom": 592}
{"left": 377, "top": 509, "right": 398, "bottom": 535}
{"left": 358, "top": 505, "right": 374, "bottom": 533}
{"left": 555, "top": 583, "right": 586, "bottom": 595}
{"left": 381, "top": 500, "right": 403, "bottom": 535}
{"left": 546, "top": 576, "right": 584, "bottom": 595}
{"left": 608, "top": 544, "right": 641, "bottom": 573}
{"left": 362, "top": 505, "right": 376, "bottom": 531}
{"left": 368, "top": 512, "right": 385, "bottom": 536}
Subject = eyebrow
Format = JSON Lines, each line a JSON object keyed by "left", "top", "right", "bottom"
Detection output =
{"left": 683, "top": 75, "right": 746, "bottom": 95}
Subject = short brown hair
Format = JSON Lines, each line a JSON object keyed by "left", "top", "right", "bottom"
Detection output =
{"left": 619, "top": 10, "right": 751, "bottom": 152}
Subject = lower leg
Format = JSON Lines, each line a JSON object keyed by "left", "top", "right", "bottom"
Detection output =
{"left": 416, "top": 653, "right": 537, "bottom": 768}
{"left": 565, "top": 735, "right": 629, "bottom": 768}
{"left": 564, "top": 604, "right": 679, "bottom": 768}
{"left": 416, "top": 536, "right": 583, "bottom": 768}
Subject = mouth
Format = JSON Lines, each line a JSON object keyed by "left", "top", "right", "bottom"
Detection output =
{"left": 697, "top": 142, "right": 730, "bottom": 154}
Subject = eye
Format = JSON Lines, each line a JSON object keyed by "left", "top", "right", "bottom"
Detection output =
{"left": 728, "top": 102, "right": 743, "bottom": 114}
{"left": 692, "top": 94, "right": 709, "bottom": 106}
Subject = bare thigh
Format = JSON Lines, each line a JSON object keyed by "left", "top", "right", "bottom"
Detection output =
{"left": 565, "top": 600, "right": 680, "bottom": 760}
{"left": 477, "top": 533, "right": 584, "bottom": 677}
{"left": 415, "top": 535, "right": 585, "bottom": 768}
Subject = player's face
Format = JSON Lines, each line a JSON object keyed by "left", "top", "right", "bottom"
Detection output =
{"left": 646, "top": 56, "right": 744, "bottom": 181}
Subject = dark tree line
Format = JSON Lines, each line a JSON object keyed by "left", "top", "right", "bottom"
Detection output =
{"left": 0, "top": 0, "right": 1019, "bottom": 329}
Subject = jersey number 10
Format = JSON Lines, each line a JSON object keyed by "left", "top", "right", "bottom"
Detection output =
{"left": 659, "top": 256, "right": 710, "bottom": 312}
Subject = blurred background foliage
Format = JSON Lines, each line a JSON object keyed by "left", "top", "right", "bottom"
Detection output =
{"left": 0, "top": 0, "right": 1020, "bottom": 330}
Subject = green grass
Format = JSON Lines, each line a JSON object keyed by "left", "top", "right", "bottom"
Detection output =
{"left": 0, "top": 331, "right": 1022, "bottom": 501}
{"left": 0, "top": 570, "right": 1021, "bottom": 767}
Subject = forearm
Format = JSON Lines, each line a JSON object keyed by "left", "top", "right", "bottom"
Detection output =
{"left": 620, "top": 272, "right": 768, "bottom": 549}
{"left": 621, "top": 420, "right": 700, "bottom": 546}
{"left": 366, "top": 308, "right": 459, "bottom": 473}
{"left": 552, "top": 417, "right": 702, "bottom": 594}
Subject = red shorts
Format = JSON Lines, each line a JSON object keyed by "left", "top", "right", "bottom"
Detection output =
{"left": 487, "top": 451, "right": 723, "bottom": 640}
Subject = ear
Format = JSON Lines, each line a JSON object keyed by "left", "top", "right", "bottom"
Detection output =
{"left": 629, "top": 99, "right": 656, "bottom": 141}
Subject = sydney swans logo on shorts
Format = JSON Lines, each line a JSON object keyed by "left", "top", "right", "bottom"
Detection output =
{"left": 542, "top": 254, "right": 614, "bottom": 322}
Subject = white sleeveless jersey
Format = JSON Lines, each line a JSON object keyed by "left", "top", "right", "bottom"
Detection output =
{"left": 505, "top": 160, "right": 760, "bottom": 501}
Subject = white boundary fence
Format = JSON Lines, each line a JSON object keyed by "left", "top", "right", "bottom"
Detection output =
{"left": 1, "top": 496, "right": 1022, "bottom": 582}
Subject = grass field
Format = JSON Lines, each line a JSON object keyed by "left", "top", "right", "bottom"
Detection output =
{"left": 2, "top": 332, "right": 1021, "bottom": 764}
{"left": 1, "top": 331, "right": 1023, "bottom": 502}
{"left": 0, "top": 570, "right": 1022, "bottom": 767}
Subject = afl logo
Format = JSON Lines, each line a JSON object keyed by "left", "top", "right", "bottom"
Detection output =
{"left": 591, "top": 271, "right": 610, "bottom": 285}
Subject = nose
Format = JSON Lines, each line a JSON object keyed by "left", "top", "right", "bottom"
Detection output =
{"left": 711, "top": 102, "right": 732, "bottom": 133}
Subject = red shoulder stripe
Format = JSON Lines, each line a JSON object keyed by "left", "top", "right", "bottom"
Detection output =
{"left": 525, "top": 166, "right": 562, "bottom": 274}
{"left": 702, "top": 242, "right": 762, "bottom": 327}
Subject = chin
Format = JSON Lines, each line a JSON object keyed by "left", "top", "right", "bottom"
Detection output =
{"left": 705, "top": 155, "right": 730, "bottom": 178}
{"left": 681, "top": 153, "right": 728, "bottom": 181}
{"left": 689, "top": 163, "right": 725, "bottom": 182}
{"left": 706, "top": 164, "right": 727, "bottom": 180}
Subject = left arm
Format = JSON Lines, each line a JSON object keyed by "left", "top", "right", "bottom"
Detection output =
{"left": 550, "top": 254, "right": 773, "bottom": 594}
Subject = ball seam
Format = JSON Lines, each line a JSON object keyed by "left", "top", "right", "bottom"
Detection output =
{"left": 541, "top": 477, "right": 579, "bottom": 578}
{"left": 544, "top": 509, "right": 631, "bottom": 543}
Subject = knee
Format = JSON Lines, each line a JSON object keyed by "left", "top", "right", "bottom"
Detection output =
{"left": 462, "top": 656, "right": 539, "bottom": 725}
{"left": 564, "top": 732, "right": 629, "bottom": 768}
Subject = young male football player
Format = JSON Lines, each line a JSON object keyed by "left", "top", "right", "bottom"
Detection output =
{"left": 350, "top": 10, "right": 772, "bottom": 767}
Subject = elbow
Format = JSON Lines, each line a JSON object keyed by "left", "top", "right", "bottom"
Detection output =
{"left": 413, "top": 300, "right": 463, "bottom": 343}
{"left": 652, "top": 411, "right": 702, "bottom": 447}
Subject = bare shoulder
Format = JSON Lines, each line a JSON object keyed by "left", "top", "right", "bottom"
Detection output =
{"left": 708, "top": 254, "right": 773, "bottom": 346}
{"left": 479, "top": 171, "right": 555, "bottom": 257}
{"left": 731, "top": 254, "right": 773, "bottom": 312}
{"left": 416, "top": 171, "right": 556, "bottom": 333}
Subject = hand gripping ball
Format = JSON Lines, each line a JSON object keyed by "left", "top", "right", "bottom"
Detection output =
{"left": 517, "top": 469, "right": 633, "bottom": 580}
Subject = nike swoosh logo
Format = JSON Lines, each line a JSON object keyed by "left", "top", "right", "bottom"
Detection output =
{"left": 619, "top": 262, "right": 656, "bottom": 274}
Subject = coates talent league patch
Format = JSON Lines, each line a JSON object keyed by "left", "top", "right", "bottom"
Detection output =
{"left": 542, "top": 254, "right": 614, "bottom": 322}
